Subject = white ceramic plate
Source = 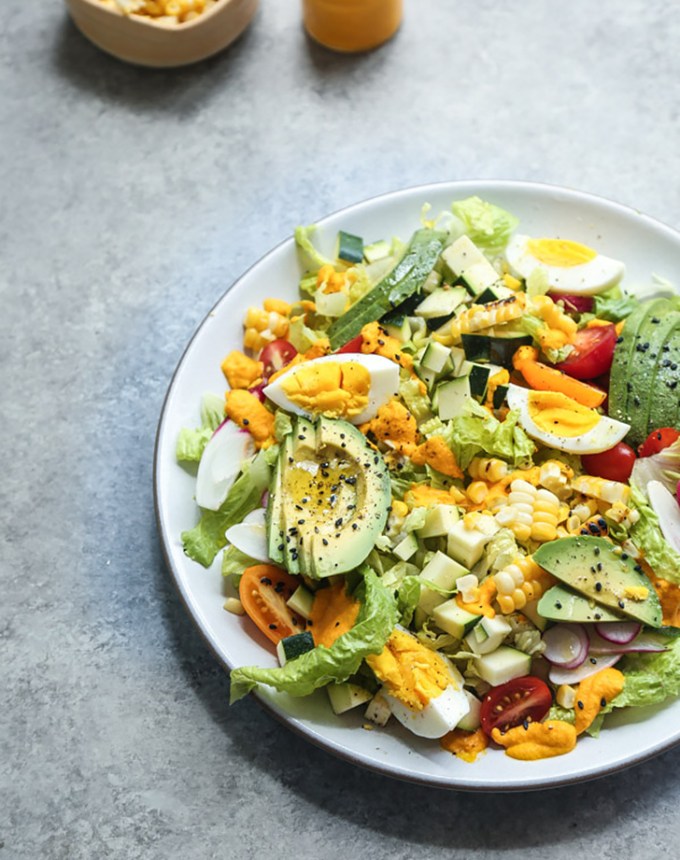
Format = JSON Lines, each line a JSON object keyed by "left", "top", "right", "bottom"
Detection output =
{"left": 154, "top": 180, "right": 680, "bottom": 791}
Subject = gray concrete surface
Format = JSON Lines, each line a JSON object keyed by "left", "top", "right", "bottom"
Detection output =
{"left": 3, "top": 1, "right": 680, "bottom": 857}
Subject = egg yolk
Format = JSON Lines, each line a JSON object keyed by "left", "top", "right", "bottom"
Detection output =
{"left": 280, "top": 360, "right": 370, "bottom": 419}
{"left": 527, "top": 390, "right": 601, "bottom": 438}
{"left": 367, "top": 629, "right": 452, "bottom": 711}
{"left": 527, "top": 238, "right": 597, "bottom": 268}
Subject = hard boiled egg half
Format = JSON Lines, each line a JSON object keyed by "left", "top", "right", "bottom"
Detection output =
{"left": 366, "top": 628, "right": 470, "bottom": 738}
{"left": 506, "top": 384, "right": 630, "bottom": 454}
{"left": 263, "top": 353, "right": 399, "bottom": 424}
{"left": 505, "top": 235, "right": 625, "bottom": 296}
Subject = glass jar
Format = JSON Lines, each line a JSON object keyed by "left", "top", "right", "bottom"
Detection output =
{"left": 302, "top": 0, "right": 403, "bottom": 53}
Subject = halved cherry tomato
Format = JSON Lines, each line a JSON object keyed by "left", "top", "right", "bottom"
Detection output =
{"left": 335, "top": 334, "right": 364, "bottom": 354}
{"left": 555, "top": 324, "right": 617, "bottom": 380}
{"left": 581, "top": 441, "right": 637, "bottom": 483}
{"left": 259, "top": 339, "right": 298, "bottom": 382}
{"left": 238, "top": 564, "right": 305, "bottom": 645}
{"left": 547, "top": 293, "right": 594, "bottom": 314}
{"left": 638, "top": 428, "right": 680, "bottom": 458}
{"left": 480, "top": 676, "right": 552, "bottom": 737}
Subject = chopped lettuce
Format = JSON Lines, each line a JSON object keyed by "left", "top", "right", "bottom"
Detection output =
{"left": 294, "top": 225, "right": 335, "bottom": 274}
{"left": 631, "top": 439, "right": 680, "bottom": 498}
{"left": 182, "top": 449, "right": 272, "bottom": 568}
{"left": 396, "top": 575, "right": 421, "bottom": 626}
{"left": 176, "top": 393, "right": 225, "bottom": 463}
{"left": 451, "top": 196, "right": 519, "bottom": 257}
{"left": 593, "top": 286, "right": 639, "bottom": 322}
{"left": 221, "top": 544, "right": 258, "bottom": 579}
{"left": 628, "top": 485, "right": 680, "bottom": 583}
{"left": 229, "top": 570, "right": 398, "bottom": 702}
{"left": 447, "top": 401, "right": 535, "bottom": 471}
{"left": 606, "top": 637, "right": 680, "bottom": 711}
{"left": 526, "top": 267, "right": 550, "bottom": 299}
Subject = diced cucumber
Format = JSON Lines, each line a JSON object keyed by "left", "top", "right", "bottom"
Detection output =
{"left": 468, "top": 364, "right": 491, "bottom": 400}
{"left": 364, "top": 690, "right": 392, "bottom": 726}
{"left": 416, "top": 504, "right": 460, "bottom": 539}
{"left": 464, "top": 615, "right": 512, "bottom": 656}
{"left": 435, "top": 375, "right": 472, "bottom": 420}
{"left": 327, "top": 682, "right": 373, "bottom": 715}
{"left": 363, "top": 239, "right": 391, "bottom": 264}
{"left": 476, "top": 284, "right": 514, "bottom": 304}
{"left": 420, "top": 340, "right": 452, "bottom": 373}
{"left": 415, "top": 285, "right": 468, "bottom": 319}
{"left": 276, "top": 631, "right": 315, "bottom": 665}
{"left": 521, "top": 598, "right": 549, "bottom": 632}
{"left": 432, "top": 598, "right": 481, "bottom": 639}
{"left": 449, "top": 346, "right": 469, "bottom": 376}
{"left": 421, "top": 269, "right": 443, "bottom": 294}
{"left": 441, "top": 235, "right": 489, "bottom": 281}
{"left": 417, "top": 550, "right": 469, "bottom": 615}
{"left": 457, "top": 690, "right": 482, "bottom": 731}
{"left": 461, "top": 333, "right": 533, "bottom": 369}
{"left": 492, "top": 384, "right": 509, "bottom": 410}
{"left": 417, "top": 364, "right": 439, "bottom": 392}
{"left": 460, "top": 261, "right": 500, "bottom": 295}
{"left": 473, "top": 646, "right": 532, "bottom": 686}
{"left": 447, "top": 520, "right": 491, "bottom": 569}
{"left": 337, "top": 230, "right": 363, "bottom": 264}
{"left": 393, "top": 531, "right": 419, "bottom": 561}
{"left": 286, "top": 584, "right": 315, "bottom": 620}
{"left": 383, "top": 318, "right": 411, "bottom": 343}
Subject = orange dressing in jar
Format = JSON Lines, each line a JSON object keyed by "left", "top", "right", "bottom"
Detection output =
{"left": 303, "top": 0, "right": 402, "bottom": 53}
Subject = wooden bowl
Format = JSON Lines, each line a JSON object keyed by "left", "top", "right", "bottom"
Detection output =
{"left": 65, "top": 0, "right": 259, "bottom": 67}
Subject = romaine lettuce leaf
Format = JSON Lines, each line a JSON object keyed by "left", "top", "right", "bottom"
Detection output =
{"left": 593, "top": 287, "right": 639, "bottom": 322}
{"left": 294, "top": 225, "right": 334, "bottom": 274}
{"left": 629, "top": 485, "right": 680, "bottom": 584}
{"left": 631, "top": 439, "right": 680, "bottom": 498}
{"left": 447, "top": 402, "right": 535, "bottom": 470}
{"left": 451, "top": 196, "right": 519, "bottom": 257}
{"left": 229, "top": 569, "right": 398, "bottom": 702}
{"left": 608, "top": 637, "right": 680, "bottom": 710}
{"left": 176, "top": 393, "right": 225, "bottom": 463}
{"left": 182, "top": 449, "right": 272, "bottom": 568}
{"left": 221, "top": 544, "right": 258, "bottom": 579}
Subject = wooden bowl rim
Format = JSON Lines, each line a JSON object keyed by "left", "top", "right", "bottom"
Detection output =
{"left": 72, "top": 0, "right": 243, "bottom": 32}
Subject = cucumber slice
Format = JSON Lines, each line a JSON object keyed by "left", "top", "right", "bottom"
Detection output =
{"left": 420, "top": 340, "right": 453, "bottom": 373}
{"left": 473, "top": 646, "right": 532, "bottom": 686}
{"left": 327, "top": 682, "right": 373, "bottom": 714}
{"left": 435, "top": 375, "right": 472, "bottom": 420}
{"left": 418, "top": 551, "right": 469, "bottom": 615}
{"left": 415, "top": 286, "right": 468, "bottom": 320}
{"left": 337, "top": 230, "right": 363, "bottom": 263}
{"left": 432, "top": 599, "right": 481, "bottom": 638}
{"left": 276, "top": 631, "right": 315, "bottom": 665}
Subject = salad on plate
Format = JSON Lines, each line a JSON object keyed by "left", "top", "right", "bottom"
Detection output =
{"left": 176, "top": 196, "right": 680, "bottom": 764}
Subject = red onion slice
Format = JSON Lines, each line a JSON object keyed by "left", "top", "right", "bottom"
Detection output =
{"left": 547, "top": 292, "right": 594, "bottom": 314}
{"left": 542, "top": 623, "right": 589, "bottom": 669}
{"left": 594, "top": 621, "right": 641, "bottom": 644}
{"left": 549, "top": 653, "right": 622, "bottom": 686}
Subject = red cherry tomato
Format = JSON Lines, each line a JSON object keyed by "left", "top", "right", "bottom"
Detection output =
{"left": 638, "top": 428, "right": 680, "bottom": 458}
{"left": 547, "top": 293, "right": 594, "bottom": 314}
{"left": 555, "top": 324, "right": 618, "bottom": 380}
{"left": 259, "top": 339, "right": 298, "bottom": 382}
{"left": 581, "top": 442, "right": 637, "bottom": 483}
{"left": 480, "top": 676, "right": 552, "bottom": 737}
{"left": 335, "top": 334, "right": 364, "bottom": 354}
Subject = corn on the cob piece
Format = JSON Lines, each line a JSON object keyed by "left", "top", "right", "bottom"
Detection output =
{"left": 528, "top": 295, "right": 579, "bottom": 338}
{"left": 576, "top": 515, "right": 609, "bottom": 537}
{"left": 443, "top": 295, "right": 525, "bottom": 345}
{"left": 493, "top": 555, "right": 553, "bottom": 614}
{"left": 538, "top": 460, "right": 574, "bottom": 499}
{"left": 243, "top": 305, "right": 290, "bottom": 353}
{"left": 468, "top": 457, "right": 509, "bottom": 484}
{"left": 604, "top": 501, "right": 640, "bottom": 529}
{"left": 571, "top": 475, "right": 630, "bottom": 505}
{"left": 493, "top": 479, "right": 561, "bottom": 543}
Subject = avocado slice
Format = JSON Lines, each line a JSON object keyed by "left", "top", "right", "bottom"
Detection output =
{"left": 533, "top": 535, "right": 662, "bottom": 628}
{"left": 647, "top": 321, "right": 680, "bottom": 434}
{"left": 608, "top": 297, "right": 667, "bottom": 424}
{"left": 624, "top": 311, "right": 680, "bottom": 447}
{"left": 537, "top": 584, "right": 627, "bottom": 624}
{"left": 266, "top": 416, "right": 391, "bottom": 578}
{"left": 266, "top": 453, "right": 285, "bottom": 564}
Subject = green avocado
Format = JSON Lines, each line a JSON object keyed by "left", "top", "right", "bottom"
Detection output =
{"left": 537, "top": 584, "right": 627, "bottom": 624}
{"left": 624, "top": 311, "right": 680, "bottom": 447}
{"left": 533, "top": 535, "right": 663, "bottom": 628}
{"left": 608, "top": 297, "right": 666, "bottom": 424}
{"left": 647, "top": 321, "right": 680, "bottom": 434}
{"left": 266, "top": 416, "right": 391, "bottom": 578}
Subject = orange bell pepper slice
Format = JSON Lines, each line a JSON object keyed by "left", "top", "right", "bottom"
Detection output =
{"left": 513, "top": 346, "right": 606, "bottom": 409}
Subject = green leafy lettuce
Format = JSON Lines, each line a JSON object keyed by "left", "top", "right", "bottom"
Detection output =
{"left": 593, "top": 286, "right": 640, "bottom": 322}
{"left": 451, "top": 196, "right": 519, "bottom": 257}
{"left": 631, "top": 439, "right": 680, "bottom": 498}
{"left": 229, "top": 569, "right": 398, "bottom": 703}
{"left": 176, "top": 393, "right": 225, "bottom": 463}
{"left": 182, "top": 449, "right": 272, "bottom": 568}
{"left": 447, "top": 401, "right": 535, "bottom": 471}
{"left": 294, "top": 225, "right": 334, "bottom": 274}
{"left": 607, "top": 637, "right": 680, "bottom": 711}
{"left": 629, "top": 485, "right": 680, "bottom": 584}
{"left": 221, "top": 544, "right": 258, "bottom": 579}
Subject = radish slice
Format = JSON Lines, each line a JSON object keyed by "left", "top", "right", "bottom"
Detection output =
{"left": 195, "top": 422, "right": 256, "bottom": 511}
{"left": 594, "top": 621, "right": 641, "bottom": 644}
{"left": 648, "top": 480, "right": 680, "bottom": 552}
{"left": 549, "top": 653, "right": 621, "bottom": 685}
{"left": 542, "top": 623, "right": 589, "bottom": 669}
{"left": 588, "top": 630, "right": 668, "bottom": 655}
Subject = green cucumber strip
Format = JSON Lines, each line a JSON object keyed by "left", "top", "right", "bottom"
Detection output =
{"left": 328, "top": 228, "right": 446, "bottom": 350}
{"left": 338, "top": 230, "right": 364, "bottom": 264}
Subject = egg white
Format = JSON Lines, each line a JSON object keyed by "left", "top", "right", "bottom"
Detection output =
{"left": 381, "top": 661, "right": 470, "bottom": 739}
{"left": 505, "top": 234, "right": 625, "bottom": 296}
{"left": 506, "top": 383, "right": 630, "bottom": 454}
{"left": 263, "top": 352, "right": 399, "bottom": 424}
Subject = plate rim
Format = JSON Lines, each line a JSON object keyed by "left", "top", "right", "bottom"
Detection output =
{"left": 153, "top": 178, "right": 680, "bottom": 791}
